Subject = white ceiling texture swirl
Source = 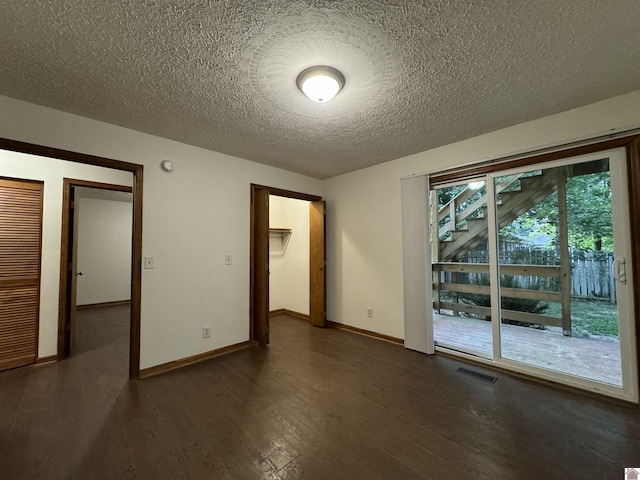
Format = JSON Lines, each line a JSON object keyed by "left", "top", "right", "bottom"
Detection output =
{"left": 1, "top": 1, "right": 639, "bottom": 178}
{"left": 240, "top": 11, "right": 401, "bottom": 120}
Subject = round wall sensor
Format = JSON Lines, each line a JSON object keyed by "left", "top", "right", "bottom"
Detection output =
{"left": 160, "top": 160, "right": 175, "bottom": 173}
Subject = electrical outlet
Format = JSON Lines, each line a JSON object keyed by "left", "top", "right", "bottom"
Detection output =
{"left": 367, "top": 307, "right": 373, "bottom": 318}
{"left": 202, "top": 326, "right": 211, "bottom": 338}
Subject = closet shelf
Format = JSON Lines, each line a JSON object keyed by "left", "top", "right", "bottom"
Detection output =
{"left": 269, "top": 228, "right": 292, "bottom": 254}
{"left": 269, "top": 228, "right": 292, "bottom": 236}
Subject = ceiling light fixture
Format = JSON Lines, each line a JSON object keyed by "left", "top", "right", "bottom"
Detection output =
{"left": 296, "top": 66, "right": 345, "bottom": 103}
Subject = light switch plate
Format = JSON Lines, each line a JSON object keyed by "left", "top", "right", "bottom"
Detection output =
{"left": 225, "top": 255, "right": 232, "bottom": 265}
{"left": 144, "top": 256, "right": 155, "bottom": 269}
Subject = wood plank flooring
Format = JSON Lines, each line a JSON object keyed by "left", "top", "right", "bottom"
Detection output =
{"left": 1, "top": 305, "right": 639, "bottom": 479}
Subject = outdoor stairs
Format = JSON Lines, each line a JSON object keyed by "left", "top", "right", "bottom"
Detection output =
{"left": 438, "top": 167, "right": 564, "bottom": 261}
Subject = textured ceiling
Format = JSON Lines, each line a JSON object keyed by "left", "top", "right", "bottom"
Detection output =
{"left": 1, "top": 1, "right": 639, "bottom": 179}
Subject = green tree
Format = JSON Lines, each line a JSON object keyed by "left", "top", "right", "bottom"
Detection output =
{"left": 566, "top": 172, "right": 612, "bottom": 251}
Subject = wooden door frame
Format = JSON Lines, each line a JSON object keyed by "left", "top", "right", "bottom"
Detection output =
{"left": 59, "top": 179, "right": 133, "bottom": 359}
{"left": 309, "top": 200, "right": 327, "bottom": 327}
{"left": 0, "top": 138, "right": 143, "bottom": 379}
{"left": 250, "top": 184, "right": 323, "bottom": 344}
{"left": 251, "top": 186, "right": 270, "bottom": 345}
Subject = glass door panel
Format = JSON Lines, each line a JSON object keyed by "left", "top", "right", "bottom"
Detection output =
{"left": 495, "top": 158, "right": 624, "bottom": 386}
{"left": 428, "top": 148, "right": 637, "bottom": 400}
{"left": 431, "top": 180, "right": 492, "bottom": 357}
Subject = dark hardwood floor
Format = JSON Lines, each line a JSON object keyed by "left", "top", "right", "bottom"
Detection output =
{"left": 1, "top": 306, "right": 639, "bottom": 479}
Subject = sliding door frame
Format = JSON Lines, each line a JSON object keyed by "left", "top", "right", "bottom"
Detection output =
{"left": 427, "top": 134, "right": 640, "bottom": 402}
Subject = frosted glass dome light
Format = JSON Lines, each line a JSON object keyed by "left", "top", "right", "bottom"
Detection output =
{"left": 296, "top": 66, "right": 345, "bottom": 103}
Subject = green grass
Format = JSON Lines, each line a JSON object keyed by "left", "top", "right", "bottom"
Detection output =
{"left": 544, "top": 299, "right": 619, "bottom": 338}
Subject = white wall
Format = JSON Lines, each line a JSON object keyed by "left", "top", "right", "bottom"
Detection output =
{"left": 76, "top": 197, "right": 132, "bottom": 306}
{"left": 0, "top": 95, "right": 323, "bottom": 369}
{"left": 324, "top": 89, "right": 640, "bottom": 340}
{"left": 269, "top": 195, "right": 310, "bottom": 315}
{"left": 269, "top": 196, "right": 285, "bottom": 310}
{"left": 4, "top": 89, "right": 639, "bottom": 367}
{"left": 0, "top": 150, "right": 132, "bottom": 357}
{"left": 282, "top": 198, "right": 310, "bottom": 315}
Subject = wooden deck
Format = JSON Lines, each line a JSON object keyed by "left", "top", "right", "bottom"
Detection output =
{"left": 433, "top": 313, "right": 622, "bottom": 386}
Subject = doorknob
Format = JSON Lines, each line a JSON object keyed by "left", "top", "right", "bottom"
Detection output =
{"left": 76, "top": 271, "right": 83, "bottom": 276}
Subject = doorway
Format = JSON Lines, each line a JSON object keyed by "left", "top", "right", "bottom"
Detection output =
{"left": 0, "top": 138, "right": 143, "bottom": 379}
{"left": 269, "top": 195, "right": 310, "bottom": 319}
{"left": 250, "top": 184, "right": 325, "bottom": 345}
{"left": 59, "top": 182, "right": 133, "bottom": 360}
{"left": 430, "top": 148, "right": 638, "bottom": 401}
{"left": 58, "top": 178, "right": 139, "bottom": 377}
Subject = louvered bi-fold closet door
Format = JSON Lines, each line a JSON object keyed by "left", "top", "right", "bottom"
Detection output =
{"left": 0, "top": 178, "right": 43, "bottom": 371}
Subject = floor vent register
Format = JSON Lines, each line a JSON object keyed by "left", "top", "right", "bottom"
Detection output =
{"left": 457, "top": 367, "right": 498, "bottom": 383}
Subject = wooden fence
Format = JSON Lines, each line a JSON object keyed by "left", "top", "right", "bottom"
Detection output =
{"left": 570, "top": 250, "right": 616, "bottom": 302}
{"left": 460, "top": 243, "right": 616, "bottom": 303}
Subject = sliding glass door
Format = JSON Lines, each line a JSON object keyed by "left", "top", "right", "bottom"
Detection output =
{"left": 431, "top": 180, "right": 493, "bottom": 358}
{"left": 430, "top": 148, "right": 638, "bottom": 401}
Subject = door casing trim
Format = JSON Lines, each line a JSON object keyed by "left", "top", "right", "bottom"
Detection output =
{"left": 0, "top": 138, "right": 143, "bottom": 379}
{"left": 58, "top": 179, "right": 133, "bottom": 362}
{"left": 250, "top": 184, "right": 323, "bottom": 344}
